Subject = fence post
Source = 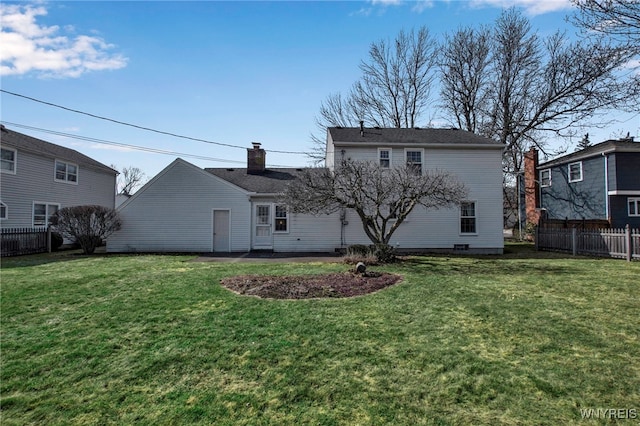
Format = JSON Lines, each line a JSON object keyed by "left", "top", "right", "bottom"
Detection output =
{"left": 572, "top": 227, "right": 577, "bottom": 256}
{"left": 625, "top": 224, "right": 631, "bottom": 262}
{"left": 47, "top": 226, "right": 52, "bottom": 253}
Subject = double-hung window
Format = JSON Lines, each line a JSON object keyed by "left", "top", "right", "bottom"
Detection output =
{"left": 0, "top": 201, "right": 7, "bottom": 220}
{"left": 568, "top": 162, "right": 582, "bottom": 183}
{"left": 55, "top": 160, "right": 78, "bottom": 183}
{"left": 379, "top": 148, "right": 391, "bottom": 168}
{"left": 1, "top": 147, "right": 16, "bottom": 174}
{"left": 33, "top": 203, "right": 59, "bottom": 226}
{"left": 540, "top": 169, "right": 551, "bottom": 187}
{"left": 274, "top": 204, "right": 289, "bottom": 233}
{"left": 629, "top": 198, "right": 640, "bottom": 217}
{"left": 460, "top": 201, "right": 477, "bottom": 234}
{"left": 405, "top": 149, "right": 423, "bottom": 175}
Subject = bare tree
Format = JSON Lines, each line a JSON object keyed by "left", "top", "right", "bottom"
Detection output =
{"left": 281, "top": 160, "right": 466, "bottom": 247}
{"left": 310, "top": 27, "right": 438, "bottom": 161}
{"left": 571, "top": 0, "right": 640, "bottom": 50}
{"left": 113, "top": 165, "right": 146, "bottom": 196}
{"left": 439, "top": 25, "right": 492, "bottom": 133}
{"left": 51, "top": 205, "right": 122, "bottom": 254}
{"left": 441, "top": 8, "right": 638, "bottom": 180}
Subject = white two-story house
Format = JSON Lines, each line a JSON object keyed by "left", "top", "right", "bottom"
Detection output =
{"left": 0, "top": 125, "right": 117, "bottom": 229}
{"left": 107, "top": 126, "right": 504, "bottom": 254}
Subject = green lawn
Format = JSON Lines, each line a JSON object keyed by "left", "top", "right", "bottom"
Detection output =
{"left": 1, "top": 244, "right": 638, "bottom": 425}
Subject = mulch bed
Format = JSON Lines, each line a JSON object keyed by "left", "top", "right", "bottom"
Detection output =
{"left": 220, "top": 271, "right": 403, "bottom": 299}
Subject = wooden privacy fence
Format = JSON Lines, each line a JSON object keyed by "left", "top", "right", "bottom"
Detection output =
{"left": 536, "top": 225, "right": 640, "bottom": 261}
{"left": 1, "top": 227, "right": 51, "bottom": 257}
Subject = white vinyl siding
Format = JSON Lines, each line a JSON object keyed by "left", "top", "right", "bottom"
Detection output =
{"left": 107, "top": 159, "right": 251, "bottom": 253}
{"left": 1, "top": 147, "right": 16, "bottom": 174}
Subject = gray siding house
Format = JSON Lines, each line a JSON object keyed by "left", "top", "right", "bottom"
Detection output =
{"left": 524, "top": 137, "right": 640, "bottom": 228}
{"left": 0, "top": 125, "right": 117, "bottom": 229}
{"left": 108, "top": 127, "right": 504, "bottom": 254}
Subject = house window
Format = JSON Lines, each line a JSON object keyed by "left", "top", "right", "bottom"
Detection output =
{"left": 274, "top": 204, "right": 288, "bottom": 232}
{"left": 0, "top": 201, "right": 7, "bottom": 220}
{"left": 379, "top": 148, "right": 391, "bottom": 168}
{"left": 55, "top": 160, "right": 78, "bottom": 183}
{"left": 568, "top": 162, "right": 582, "bottom": 183}
{"left": 460, "top": 201, "right": 477, "bottom": 234}
{"left": 33, "top": 203, "right": 59, "bottom": 226}
{"left": 1, "top": 147, "right": 16, "bottom": 174}
{"left": 405, "top": 150, "right": 423, "bottom": 175}
{"left": 540, "top": 169, "right": 551, "bottom": 187}
{"left": 629, "top": 198, "right": 640, "bottom": 217}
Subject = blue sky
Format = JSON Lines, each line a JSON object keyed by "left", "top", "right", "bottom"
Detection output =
{"left": 1, "top": 1, "right": 638, "bottom": 183}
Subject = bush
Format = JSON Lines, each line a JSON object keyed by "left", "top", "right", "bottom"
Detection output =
{"left": 50, "top": 232, "right": 64, "bottom": 251}
{"left": 370, "top": 244, "right": 396, "bottom": 263}
{"left": 51, "top": 205, "right": 121, "bottom": 255}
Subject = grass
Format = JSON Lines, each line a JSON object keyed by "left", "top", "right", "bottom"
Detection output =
{"left": 1, "top": 244, "right": 639, "bottom": 425}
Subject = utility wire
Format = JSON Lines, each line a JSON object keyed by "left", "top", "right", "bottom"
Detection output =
{"left": 1, "top": 121, "right": 292, "bottom": 167}
{"left": 1, "top": 89, "right": 312, "bottom": 155}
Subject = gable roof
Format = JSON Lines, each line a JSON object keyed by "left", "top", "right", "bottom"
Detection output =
{"left": 0, "top": 125, "right": 117, "bottom": 174}
{"left": 539, "top": 138, "right": 640, "bottom": 168}
{"left": 205, "top": 167, "right": 306, "bottom": 194}
{"left": 328, "top": 127, "right": 501, "bottom": 147}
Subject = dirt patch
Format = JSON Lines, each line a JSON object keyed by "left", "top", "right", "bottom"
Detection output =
{"left": 220, "top": 271, "right": 403, "bottom": 299}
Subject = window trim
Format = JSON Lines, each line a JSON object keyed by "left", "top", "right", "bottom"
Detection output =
{"left": 460, "top": 200, "right": 478, "bottom": 235}
{"left": 539, "top": 169, "right": 551, "bottom": 187}
{"left": 404, "top": 148, "right": 424, "bottom": 175}
{"left": 32, "top": 202, "right": 60, "bottom": 227}
{"left": 0, "top": 201, "right": 7, "bottom": 220}
{"left": 568, "top": 161, "right": 583, "bottom": 183}
{"left": 378, "top": 148, "right": 392, "bottom": 169}
{"left": 273, "top": 204, "right": 289, "bottom": 233}
{"left": 1, "top": 147, "right": 17, "bottom": 175}
{"left": 629, "top": 197, "right": 640, "bottom": 217}
{"left": 54, "top": 160, "right": 79, "bottom": 184}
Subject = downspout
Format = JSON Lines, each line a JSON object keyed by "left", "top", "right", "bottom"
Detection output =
{"left": 603, "top": 153, "right": 610, "bottom": 222}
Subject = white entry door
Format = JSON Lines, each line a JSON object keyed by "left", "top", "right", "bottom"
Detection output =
{"left": 253, "top": 204, "right": 272, "bottom": 249}
{"left": 213, "top": 210, "right": 230, "bottom": 252}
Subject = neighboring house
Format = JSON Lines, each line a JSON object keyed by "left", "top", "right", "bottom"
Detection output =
{"left": 523, "top": 136, "right": 640, "bottom": 228}
{"left": 0, "top": 125, "right": 117, "bottom": 229}
{"left": 107, "top": 126, "right": 504, "bottom": 254}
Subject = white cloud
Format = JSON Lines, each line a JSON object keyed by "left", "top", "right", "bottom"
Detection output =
{"left": 469, "top": 0, "right": 574, "bottom": 16}
{"left": 0, "top": 4, "right": 127, "bottom": 78}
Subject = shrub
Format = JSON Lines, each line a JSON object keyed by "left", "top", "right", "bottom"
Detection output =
{"left": 51, "top": 205, "right": 121, "bottom": 255}
{"left": 50, "top": 232, "right": 64, "bottom": 251}
{"left": 370, "top": 244, "right": 396, "bottom": 263}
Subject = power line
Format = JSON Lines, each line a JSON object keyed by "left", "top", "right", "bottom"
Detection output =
{"left": 1, "top": 121, "right": 292, "bottom": 167}
{"left": 0, "top": 89, "right": 312, "bottom": 155}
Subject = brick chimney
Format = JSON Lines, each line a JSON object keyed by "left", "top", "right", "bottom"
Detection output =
{"left": 524, "top": 147, "right": 541, "bottom": 225}
{"left": 247, "top": 142, "right": 266, "bottom": 174}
